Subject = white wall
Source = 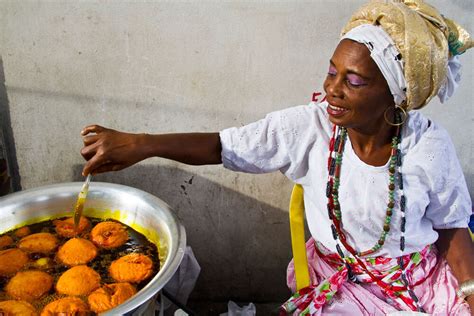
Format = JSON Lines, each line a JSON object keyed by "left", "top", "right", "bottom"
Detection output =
{"left": 0, "top": 0, "right": 472, "bottom": 303}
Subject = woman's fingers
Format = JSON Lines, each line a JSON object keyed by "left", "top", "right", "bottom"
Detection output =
{"left": 83, "top": 159, "right": 126, "bottom": 176}
{"left": 82, "top": 152, "right": 110, "bottom": 176}
{"left": 82, "top": 134, "right": 100, "bottom": 146}
{"left": 80, "top": 125, "right": 142, "bottom": 175}
{"left": 81, "top": 125, "right": 106, "bottom": 136}
{"left": 80, "top": 145, "right": 96, "bottom": 161}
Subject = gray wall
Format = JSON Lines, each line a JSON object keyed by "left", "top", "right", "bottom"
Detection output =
{"left": 0, "top": 0, "right": 472, "bottom": 303}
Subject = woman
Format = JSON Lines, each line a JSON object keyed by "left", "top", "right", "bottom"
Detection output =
{"left": 81, "top": 1, "right": 473, "bottom": 314}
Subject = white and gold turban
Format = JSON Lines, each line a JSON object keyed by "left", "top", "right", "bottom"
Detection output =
{"left": 341, "top": 0, "right": 473, "bottom": 111}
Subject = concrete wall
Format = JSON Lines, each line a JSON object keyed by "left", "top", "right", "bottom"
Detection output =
{"left": 0, "top": 0, "right": 472, "bottom": 304}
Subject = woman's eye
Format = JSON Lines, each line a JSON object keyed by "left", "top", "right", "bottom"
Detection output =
{"left": 327, "top": 66, "right": 337, "bottom": 76}
{"left": 346, "top": 74, "right": 367, "bottom": 87}
{"left": 347, "top": 80, "right": 365, "bottom": 87}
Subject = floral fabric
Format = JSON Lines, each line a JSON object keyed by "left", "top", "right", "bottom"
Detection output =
{"left": 282, "top": 238, "right": 470, "bottom": 316}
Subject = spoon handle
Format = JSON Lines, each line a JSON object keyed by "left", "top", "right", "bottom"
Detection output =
{"left": 73, "top": 174, "right": 92, "bottom": 229}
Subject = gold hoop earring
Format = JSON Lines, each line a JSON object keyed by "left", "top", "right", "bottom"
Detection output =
{"left": 384, "top": 105, "right": 407, "bottom": 126}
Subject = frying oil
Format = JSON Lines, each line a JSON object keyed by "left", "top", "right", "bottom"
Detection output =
{"left": 0, "top": 217, "right": 159, "bottom": 313}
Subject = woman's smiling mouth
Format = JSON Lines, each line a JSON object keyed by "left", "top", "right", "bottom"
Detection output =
{"left": 327, "top": 103, "right": 349, "bottom": 117}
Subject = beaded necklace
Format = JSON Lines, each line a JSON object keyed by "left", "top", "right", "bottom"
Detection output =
{"left": 325, "top": 116, "right": 424, "bottom": 312}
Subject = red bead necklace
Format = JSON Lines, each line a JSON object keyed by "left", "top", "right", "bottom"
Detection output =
{"left": 325, "top": 119, "right": 423, "bottom": 311}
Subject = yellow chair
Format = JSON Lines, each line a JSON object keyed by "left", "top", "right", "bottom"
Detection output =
{"left": 289, "top": 184, "right": 310, "bottom": 291}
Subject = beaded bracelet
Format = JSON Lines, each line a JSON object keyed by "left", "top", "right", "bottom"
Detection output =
{"left": 457, "top": 280, "right": 474, "bottom": 299}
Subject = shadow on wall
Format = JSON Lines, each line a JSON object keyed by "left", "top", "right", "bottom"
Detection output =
{"left": 72, "top": 164, "right": 293, "bottom": 303}
{"left": 6, "top": 85, "right": 251, "bottom": 124}
{"left": 0, "top": 56, "right": 21, "bottom": 194}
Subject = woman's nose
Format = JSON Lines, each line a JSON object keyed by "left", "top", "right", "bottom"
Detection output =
{"left": 325, "top": 76, "right": 344, "bottom": 99}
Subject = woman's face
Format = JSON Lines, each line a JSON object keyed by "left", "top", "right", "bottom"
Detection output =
{"left": 323, "top": 39, "right": 394, "bottom": 133}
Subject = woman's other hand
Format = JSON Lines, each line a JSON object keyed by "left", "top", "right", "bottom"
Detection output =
{"left": 436, "top": 228, "right": 474, "bottom": 315}
{"left": 467, "top": 295, "right": 474, "bottom": 315}
{"left": 81, "top": 125, "right": 150, "bottom": 176}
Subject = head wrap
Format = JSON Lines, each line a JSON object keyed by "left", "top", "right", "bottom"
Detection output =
{"left": 341, "top": 0, "right": 473, "bottom": 111}
{"left": 342, "top": 24, "right": 407, "bottom": 106}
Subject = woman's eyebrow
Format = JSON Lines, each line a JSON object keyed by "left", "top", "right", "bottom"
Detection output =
{"left": 329, "top": 59, "right": 371, "bottom": 80}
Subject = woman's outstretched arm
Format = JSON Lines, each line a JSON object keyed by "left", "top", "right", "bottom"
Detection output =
{"left": 80, "top": 125, "right": 222, "bottom": 176}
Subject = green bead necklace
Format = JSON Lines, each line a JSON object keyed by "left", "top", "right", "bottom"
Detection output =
{"left": 327, "top": 124, "right": 401, "bottom": 257}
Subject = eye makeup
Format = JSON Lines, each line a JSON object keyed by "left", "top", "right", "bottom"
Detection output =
{"left": 347, "top": 74, "right": 367, "bottom": 86}
{"left": 327, "top": 62, "right": 368, "bottom": 87}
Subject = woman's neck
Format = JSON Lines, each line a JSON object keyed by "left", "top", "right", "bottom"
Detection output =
{"left": 346, "top": 124, "right": 396, "bottom": 167}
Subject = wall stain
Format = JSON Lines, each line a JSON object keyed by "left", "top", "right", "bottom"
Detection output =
{"left": 0, "top": 56, "right": 21, "bottom": 192}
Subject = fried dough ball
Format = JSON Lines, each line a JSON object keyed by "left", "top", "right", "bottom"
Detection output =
{"left": 109, "top": 253, "right": 153, "bottom": 283}
{"left": 0, "top": 300, "right": 37, "bottom": 315}
{"left": 90, "top": 221, "right": 128, "bottom": 249}
{"left": 53, "top": 216, "right": 90, "bottom": 238}
{"left": 14, "top": 226, "right": 31, "bottom": 238}
{"left": 0, "top": 235, "right": 13, "bottom": 249}
{"left": 40, "top": 297, "right": 90, "bottom": 316}
{"left": 87, "top": 282, "right": 137, "bottom": 313}
{"left": 6, "top": 270, "right": 53, "bottom": 301}
{"left": 18, "top": 233, "right": 58, "bottom": 254}
{"left": 0, "top": 248, "right": 29, "bottom": 276}
{"left": 57, "top": 238, "right": 98, "bottom": 266}
{"left": 56, "top": 265, "right": 100, "bottom": 296}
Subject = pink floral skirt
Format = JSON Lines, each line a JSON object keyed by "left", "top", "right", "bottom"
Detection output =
{"left": 285, "top": 238, "right": 470, "bottom": 315}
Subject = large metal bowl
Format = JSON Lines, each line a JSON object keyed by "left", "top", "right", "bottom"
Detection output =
{"left": 0, "top": 182, "right": 186, "bottom": 315}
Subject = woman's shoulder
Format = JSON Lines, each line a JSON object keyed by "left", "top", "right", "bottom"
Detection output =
{"left": 402, "top": 111, "right": 459, "bottom": 183}
{"left": 402, "top": 110, "right": 453, "bottom": 151}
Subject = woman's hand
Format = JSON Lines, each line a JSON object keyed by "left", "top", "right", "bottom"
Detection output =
{"left": 436, "top": 228, "right": 474, "bottom": 315}
{"left": 81, "top": 125, "right": 150, "bottom": 176}
{"left": 467, "top": 295, "right": 474, "bottom": 315}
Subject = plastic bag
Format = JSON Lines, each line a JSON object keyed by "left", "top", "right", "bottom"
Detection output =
{"left": 150, "top": 246, "right": 201, "bottom": 315}
{"left": 219, "top": 301, "right": 256, "bottom": 316}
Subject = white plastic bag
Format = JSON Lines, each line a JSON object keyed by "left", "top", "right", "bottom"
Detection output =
{"left": 219, "top": 301, "right": 256, "bottom": 316}
{"left": 154, "top": 246, "right": 200, "bottom": 315}
{"left": 163, "top": 246, "right": 201, "bottom": 306}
